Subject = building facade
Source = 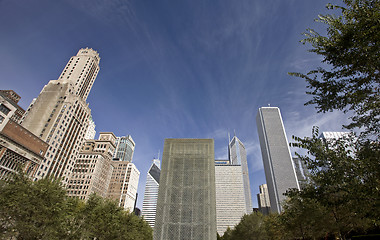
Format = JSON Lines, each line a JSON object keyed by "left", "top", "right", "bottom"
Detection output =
{"left": 107, "top": 160, "right": 140, "bottom": 212}
{"left": 215, "top": 163, "right": 246, "bottom": 235}
{"left": 257, "top": 184, "right": 271, "bottom": 215}
{"left": 154, "top": 139, "right": 217, "bottom": 240}
{"left": 0, "top": 92, "right": 47, "bottom": 179}
{"left": 67, "top": 132, "right": 116, "bottom": 200}
{"left": 228, "top": 135, "right": 252, "bottom": 214}
{"left": 84, "top": 116, "right": 96, "bottom": 140}
{"left": 21, "top": 48, "right": 100, "bottom": 184}
{"left": 113, "top": 135, "right": 135, "bottom": 162}
{"left": 256, "top": 107, "right": 299, "bottom": 213}
{"left": 142, "top": 158, "right": 161, "bottom": 228}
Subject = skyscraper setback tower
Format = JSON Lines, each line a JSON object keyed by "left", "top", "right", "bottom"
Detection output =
{"left": 21, "top": 48, "right": 100, "bottom": 184}
{"left": 228, "top": 135, "right": 252, "bottom": 213}
{"left": 142, "top": 158, "right": 161, "bottom": 228}
{"left": 256, "top": 107, "right": 299, "bottom": 213}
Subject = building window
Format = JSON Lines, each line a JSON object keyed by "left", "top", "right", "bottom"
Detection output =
{"left": 0, "top": 115, "right": 4, "bottom": 123}
{"left": 0, "top": 104, "right": 11, "bottom": 115}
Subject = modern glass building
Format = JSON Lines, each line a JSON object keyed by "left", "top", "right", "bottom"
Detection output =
{"left": 228, "top": 136, "right": 252, "bottom": 214}
{"left": 142, "top": 158, "right": 161, "bottom": 228}
{"left": 154, "top": 139, "right": 217, "bottom": 240}
{"left": 113, "top": 135, "right": 135, "bottom": 162}
{"left": 256, "top": 107, "right": 299, "bottom": 213}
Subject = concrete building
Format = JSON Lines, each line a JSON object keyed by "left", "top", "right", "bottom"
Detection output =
{"left": 0, "top": 92, "right": 48, "bottom": 179}
{"left": 142, "top": 158, "right": 161, "bottom": 228}
{"left": 21, "top": 48, "right": 100, "bottom": 184}
{"left": 257, "top": 184, "right": 271, "bottom": 215}
{"left": 0, "top": 90, "right": 25, "bottom": 124}
{"left": 228, "top": 135, "right": 252, "bottom": 214}
{"left": 67, "top": 132, "right": 116, "bottom": 200}
{"left": 84, "top": 116, "right": 96, "bottom": 140}
{"left": 256, "top": 107, "right": 299, "bottom": 213}
{"left": 107, "top": 160, "right": 140, "bottom": 212}
{"left": 292, "top": 156, "right": 309, "bottom": 189}
{"left": 215, "top": 162, "right": 246, "bottom": 235}
{"left": 154, "top": 139, "right": 217, "bottom": 240}
{"left": 113, "top": 135, "right": 135, "bottom": 162}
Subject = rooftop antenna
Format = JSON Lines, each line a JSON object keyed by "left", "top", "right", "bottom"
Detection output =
{"left": 234, "top": 129, "right": 236, "bottom": 137}
{"left": 268, "top": 103, "right": 271, "bottom": 107}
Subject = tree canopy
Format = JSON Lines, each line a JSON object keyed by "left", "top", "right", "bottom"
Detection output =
{"left": 0, "top": 173, "right": 152, "bottom": 240}
{"left": 289, "top": 0, "right": 380, "bottom": 138}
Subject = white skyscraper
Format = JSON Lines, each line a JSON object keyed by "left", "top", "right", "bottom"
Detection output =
{"left": 84, "top": 116, "right": 96, "bottom": 140}
{"left": 215, "top": 161, "right": 246, "bottom": 235}
{"left": 257, "top": 184, "right": 271, "bottom": 215}
{"left": 21, "top": 48, "right": 100, "bottom": 184}
{"left": 142, "top": 158, "right": 161, "bottom": 228}
{"left": 256, "top": 107, "right": 299, "bottom": 213}
{"left": 228, "top": 135, "right": 252, "bottom": 213}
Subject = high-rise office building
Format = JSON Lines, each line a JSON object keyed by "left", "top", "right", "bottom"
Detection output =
{"left": 256, "top": 107, "right": 299, "bottom": 213}
{"left": 67, "top": 132, "right": 116, "bottom": 200}
{"left": 215, "top": 161, "right": 246, "bottom": 235}
{"left": 113, "top": 135, "right": 135, "bottom": 162}
{"left": 154, "top": 139, "right": 217, "bottom": 240}
{"left": 228, "top": 135, "right": 252, "bottom": 213}
{"left": 21, "top": 48, "right": 100, "bottom": 184}
{"left": 107, "top": 160, "right": 140, "bottom": 212}
{"left": 142, "top": 158, "right": 161, "bottom": 228}
{"left": 292, "top": 156, "right": 309, "bottom": 189}
{"left": 257, "top": 184, "right": 271, "bottom": 215}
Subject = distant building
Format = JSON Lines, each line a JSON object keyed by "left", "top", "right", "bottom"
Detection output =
{"left": 228, "top": 135, "right": 252, "bottom": 214}
{"left": 257, "top": 184, "right": 271, "bottom": 215}
{"left": 84, "top": 116, "right": 96, "bottom": 140}
{"left": 67, "top": 132, "right": 116, "bottom": 200}
{"left": 0, "top": 91, "right": 47, "bottom": 180}
{"left": 154, "top": 139, "right": 217, "bottom": 240}
{"left": 215, "top": 162, "right": 246, "bottom": 235}
{"left": 256, "top": 107, "right": 299, "bottom": 213}
{"left": 107, "top": 160, "right": 140, "bottom": 212}
{"left": 0, "top": 90, "right": 25, "bottom": 123}
{"left": 21, "top": 48, "right": 100, "bottom": 184}
{"left": 292, "top": 157, "right": 309, "bottom": 189}
{"left": 113, "top": 135, "right": 135, "bottom": 162}
{"left": 142, "top": 158, "right": 161, "bottom": 228}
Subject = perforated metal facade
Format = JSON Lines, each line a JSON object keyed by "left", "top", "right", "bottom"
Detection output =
{"left": 256, "top": 107, "right": 299, "bottom": 213}
{"left": 154, "top": 139, "right": 217, "bottom": 240}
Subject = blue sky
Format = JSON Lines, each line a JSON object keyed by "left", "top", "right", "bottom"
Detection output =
{"left": 0, "top": 0, "right": 349, "bottom": 209}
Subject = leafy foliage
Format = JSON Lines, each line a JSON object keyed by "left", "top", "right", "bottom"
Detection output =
{"left": 0, "top": 174, "right": 152, "bottom": 240}
{"left": 289, "top": 0, "right": 380, "bottom": 138}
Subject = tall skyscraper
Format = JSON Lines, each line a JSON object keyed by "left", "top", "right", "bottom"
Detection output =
{"left": 67, "top": 132, "right": 116, "bottom": 200}
{"left": 257, "top": 184, "right": 271, "bottom": 215}
{"left": 256, "top": 107, "right": 299, "bottom": 213}
{"left": 142, "top": 158, "right": 161, "bottom": 228}
{"left": 215, "top": 161, "right": 246, "bottom": 235}
{"left": 154, "top": 139, "right": 217, "bottom": 240}
{"left": 113, "top": 135, "right": 135, "bottom": 162}
{"left": 228, "top": 135, "right": 252, "bottom": 213}
{"left": 21, "top": 48, "right": 100, "bottom": 184}
{"left": 84, "top": 116, "right": 96, "bottom": 140}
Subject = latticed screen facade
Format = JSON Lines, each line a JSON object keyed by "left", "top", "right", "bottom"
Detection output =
{"left": 154, "top": 139, "right": 217, "bottom": 240}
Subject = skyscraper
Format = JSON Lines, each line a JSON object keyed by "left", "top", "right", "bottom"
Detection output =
{"left": 67, "top": 132, "right": 116, "bottom": 200}
{"left": 21, "top": 48, "right": 100, "bottom": 184}
{"left": 154, "top": 139, "right": 217, "bottom": 240}
{"left": 142, "top": 158, "right": 161, "bottom": 228}
{"left": 257, "top": 184, "right": 271, "bottom": 215}
{"left": 256, "top": 107, "right": 299, "bottom": 213}
{"left": 228, "top": 135, "right": 252, "bottom": 213}
{"left": 113, "top": 135, "right": 135, "bottom": 162}
{"left": 215, "top": 161, "right": 246, "bottom": 235}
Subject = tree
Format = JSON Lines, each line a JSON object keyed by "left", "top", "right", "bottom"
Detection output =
{"left": 289, "top": 0, "right": 380, "bottom": 138}
{"left": 222, "top": 212, "right": 266, "bottom": 240}
{"left": 0, "top": 174, "right": 153, "bottom": 240}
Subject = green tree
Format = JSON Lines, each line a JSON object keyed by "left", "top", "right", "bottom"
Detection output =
{"left": 229, "top": 212, "right": 266, "bottom": 240}
{"left": 0, "top": 174, "right": 70, "bottom": 239}
{"left": 289, "top": 0, "right": 380, "bottom": 138}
